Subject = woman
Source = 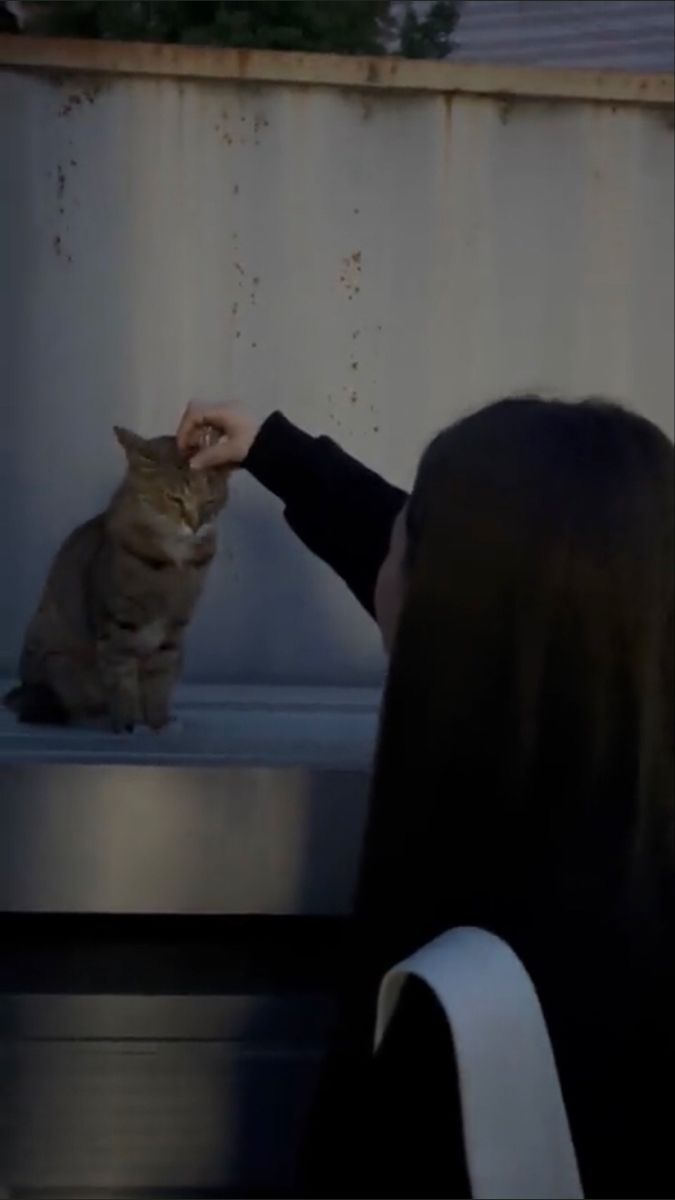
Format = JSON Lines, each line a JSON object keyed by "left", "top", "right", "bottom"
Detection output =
{"left": 177, "top": 397, "right": 674, "bottom": 1198}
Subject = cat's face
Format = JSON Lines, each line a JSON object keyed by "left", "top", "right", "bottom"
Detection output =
{"left": 114, "top": 426, "right": 230, "bottom": 533}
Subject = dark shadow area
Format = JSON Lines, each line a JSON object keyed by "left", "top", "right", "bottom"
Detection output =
{"left": 0, "top": 913, "right": 351, "bottom": 1198}
{"left": 226, "top": 766, "right": 371, "bottom": 1197}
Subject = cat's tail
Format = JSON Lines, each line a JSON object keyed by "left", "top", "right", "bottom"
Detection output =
{"left": 3, "top": 682, "right": 71, "bottom": 725}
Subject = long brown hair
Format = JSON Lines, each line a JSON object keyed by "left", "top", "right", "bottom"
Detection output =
{"left": 356, "top": 397, "right": 673, "bottom": 974}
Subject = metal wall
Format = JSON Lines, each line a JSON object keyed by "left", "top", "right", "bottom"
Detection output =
{"left": 1, "top": 48, "right": 673, "bottom": 688}
{"left": 453, "top": 0, "right": 675, "bottom": 73}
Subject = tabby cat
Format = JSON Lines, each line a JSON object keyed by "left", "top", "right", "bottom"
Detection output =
{"left": 5, "top": 425, "right": 230, "bottom": 731}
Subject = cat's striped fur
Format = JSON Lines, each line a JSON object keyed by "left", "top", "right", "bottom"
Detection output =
{"left": 5, "top": 426, "right": 230, "bottom": 732}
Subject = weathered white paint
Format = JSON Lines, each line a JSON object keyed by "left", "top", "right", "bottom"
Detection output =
{"left": 1, "top": 49, "right": 672, "bottom": 687}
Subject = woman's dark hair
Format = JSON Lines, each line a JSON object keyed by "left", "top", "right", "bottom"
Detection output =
{"left": 305, "top": 398, "right": 673, "bottom": 1196}
{"left": 356, "top": 397, "right": 673, "bottom": 973}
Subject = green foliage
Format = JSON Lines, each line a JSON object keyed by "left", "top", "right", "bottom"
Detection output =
{"left": 21, "top": 0, "right": 459, "bottom": 58}
{"left": 399, "top": 0, "right": 459, "bottom": 59}
{"left": 26, "top": 1, "right": 391, "bottom": 53}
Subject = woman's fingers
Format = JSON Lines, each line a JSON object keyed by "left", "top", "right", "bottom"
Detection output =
{"left": 189, "top": 441, "right": 232, "bottom": 470}
{"left": 176, "top": 402, "right": 260, "bottom": 469}
{"left": 176, "top": 402, "right": 232, "bottom": 452}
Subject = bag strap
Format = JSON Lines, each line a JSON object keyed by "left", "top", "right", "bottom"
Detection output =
{"left": 375, "top": 926, "right": 584, "bottom": 1200}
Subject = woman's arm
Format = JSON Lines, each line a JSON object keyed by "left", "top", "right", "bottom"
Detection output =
{"left": 246, "top": 413, "right": 406, "bottom": 615}
{"left": 177, "top": 405, "right": 407, "bottom": 616}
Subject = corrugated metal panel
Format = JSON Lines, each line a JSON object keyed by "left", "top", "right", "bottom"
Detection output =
{"left": 0, "top": 56, "right": 672, "bottom": 690}
{"left": 454, "top": 0, "right": 675, "bottom": 73}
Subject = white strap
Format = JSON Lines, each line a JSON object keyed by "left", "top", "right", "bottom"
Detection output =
{"left": 375, "top": 926, "right": 584, "bottom": 1200}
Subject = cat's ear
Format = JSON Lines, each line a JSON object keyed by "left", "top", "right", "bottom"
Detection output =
{"left": 114, "top": 426, "right": 154, "bottom": 465}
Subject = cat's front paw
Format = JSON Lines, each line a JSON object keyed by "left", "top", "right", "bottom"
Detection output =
{"left": 109, "top": 697, "right": 140, "bottom": 734}
{"left": 111, "top": 717, "right": 136, "bottom": 733}
{"left": 143, "top": 701, "right": 171, "bottom": 731}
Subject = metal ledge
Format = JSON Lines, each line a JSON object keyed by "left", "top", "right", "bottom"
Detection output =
{"left": 0, "top": 682, "right": 380, "bottom": 769}
{"left": 0, "top": 685, "right": 377, "bottom": 915}
{"left": 0, "top": 33, "right": 672, "bottom": 105}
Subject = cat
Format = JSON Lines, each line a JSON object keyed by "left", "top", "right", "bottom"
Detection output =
{"left": 4, "top": 425, "right": 230, "bottom": 732}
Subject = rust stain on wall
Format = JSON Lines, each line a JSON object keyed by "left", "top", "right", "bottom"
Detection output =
{"left": 56, "top": 78, "right": 104, "bottom": 117}
{"left": 339, "top": 251, "right": 363, "bottom": 300}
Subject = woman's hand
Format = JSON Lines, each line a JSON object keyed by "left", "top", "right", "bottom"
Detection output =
{"left": 176, "top": 402, "right": 260, "bottom": 469}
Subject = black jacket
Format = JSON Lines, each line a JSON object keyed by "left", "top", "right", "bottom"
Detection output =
{"left": 246, "top": 411, "right": 407, "bottom": 616}
{"left": 246, "top": 413, "right": 673, "bottom": 1200}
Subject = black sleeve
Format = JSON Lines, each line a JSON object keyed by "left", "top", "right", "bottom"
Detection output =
{"left": 364, "top": 977, "right": 470, "bottom": 1199}
{"left": 244, "top": 412, "right": 407, "bottom": 616}
{"left": 301, "top": 977, "right": 469, "bottom": 1199}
